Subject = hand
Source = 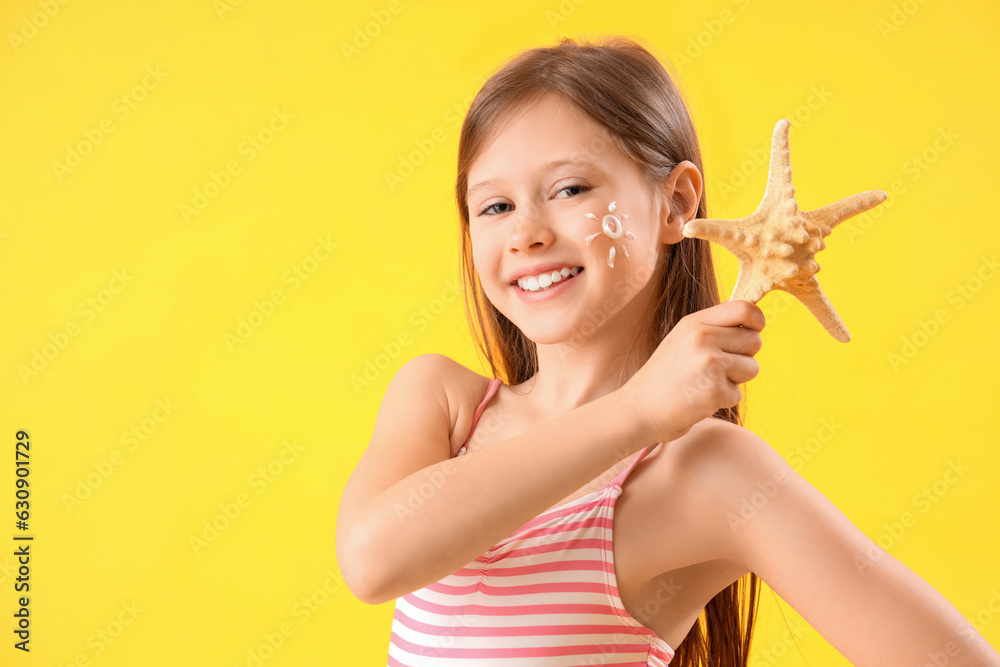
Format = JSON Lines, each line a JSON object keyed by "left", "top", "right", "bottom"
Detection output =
{"left": 618, "top": 300, "right": 765, "bottom": 443}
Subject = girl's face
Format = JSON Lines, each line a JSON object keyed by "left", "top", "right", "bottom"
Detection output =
{"left": 466, "top": 92, "right": 681, "bottom": 346}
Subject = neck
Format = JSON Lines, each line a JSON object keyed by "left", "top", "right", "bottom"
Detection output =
{"left": 519, "top": 321, "right": 652, "bottom": 417}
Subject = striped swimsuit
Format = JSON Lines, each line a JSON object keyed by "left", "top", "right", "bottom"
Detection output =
{"left": 388, "top": 378, "right": 675, "bottom": 666}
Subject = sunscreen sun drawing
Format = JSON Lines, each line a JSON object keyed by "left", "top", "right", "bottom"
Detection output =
{"left": 584, "top": 201, "right": 634, "bottom": 268}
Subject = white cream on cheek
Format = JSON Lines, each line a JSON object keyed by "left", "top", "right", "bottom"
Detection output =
{"left": 583, "top": 200, "right": 636, "bottom": 268}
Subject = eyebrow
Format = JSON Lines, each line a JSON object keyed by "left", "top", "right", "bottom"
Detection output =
{"left": 467, "top": 158, "right": 598, "bottom": 200}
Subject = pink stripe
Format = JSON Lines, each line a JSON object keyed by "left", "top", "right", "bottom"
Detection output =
{"left": 393, "top": 608, "right": 649, "bottom": 638}
{"left": 480, "top": 446, "right": 654, "bottom": 550}
{"left": 428, "top": 580, "right": 610, "bottom": 596}
{"left": 390, "top": 631, "right": 650, "bottom": 658}
{"left": 384, "top": 444, "right": 671, "bottom": 665}
{"left": 482, "top": 537, "right": 612, "bottom": 561}
{"left": 501, "top": 496, "right": 615, "bottom": 542}
{"left": 498, "top": 516, "right": 613, "bottom": 547}
{"left": 452, "top": 558, "right": 613, "bottom": 578}
{"left": 401, "top": 593, "right": 624, "bottom": 617}
{"left": 476, "top": 524, "right": 611, "bottom": 563}
{"left": 650, "top": 643, "right": 675, "bottom": 659}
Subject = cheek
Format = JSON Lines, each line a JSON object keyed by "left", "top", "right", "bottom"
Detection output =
{"left": 471, "top": 241, "right": 492, "bottom": 274}
{"left": 470, "top": 242, "right": 503, "bottom": 296}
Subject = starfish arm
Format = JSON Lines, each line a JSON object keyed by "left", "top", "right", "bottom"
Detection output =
{"left": 761, "top": 119, "right": 796, "bottom": 208}
{"left": 730, "top": 262, "right": 772, "bottom": 304}
{"left": 807, "top": 189, "right": 888, "bottom": 234}
{"left": 682, "top": 217, "right": 737, "bottom": 243}
{"left": 785, "top": 280, "right": 851, "bottom": 342}
{"left": 681, "top": 218, "right": 752, "bottom": 258}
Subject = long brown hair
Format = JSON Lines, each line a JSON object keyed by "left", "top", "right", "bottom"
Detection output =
{"left": 454, "top": 35, "right": 760, "bottom": 665}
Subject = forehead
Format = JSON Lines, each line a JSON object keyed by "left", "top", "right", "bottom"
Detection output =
{"left": 467, "top": 93, "right": 633, "bottom": 196}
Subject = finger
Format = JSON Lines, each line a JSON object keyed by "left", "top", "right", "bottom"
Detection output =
{"left": 722, "top": 352, "right": 760, "bottom": 385}
{"left": 704, "top": 325, "right": 763, "bottom": 357}
{"left": 697, "top": 300, "right": 766, "bottom": 332}
{"left": 722, "top": 384, "right": 743, "bottom": 410}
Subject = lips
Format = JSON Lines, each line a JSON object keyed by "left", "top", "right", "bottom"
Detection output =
{"left": 512, "top": 266, "right": 584, "bottom": 302}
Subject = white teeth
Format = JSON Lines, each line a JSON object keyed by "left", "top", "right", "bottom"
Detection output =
{"left": 516, "top": 266, "right": 581, "bottom": 292}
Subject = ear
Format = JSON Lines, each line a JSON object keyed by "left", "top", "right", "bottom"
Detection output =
{"left": 656, "top": 160, "right": 703, "bottom": 245}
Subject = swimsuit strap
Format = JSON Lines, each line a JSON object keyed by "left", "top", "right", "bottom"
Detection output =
{"left": 614, "top": 443, "right": 659, "bottom": 486}
{"left": 460, "top": 377, "right": 503, "bottom": 450}
{"left": 459, "top": 379, "right": 658, "bottom": 479}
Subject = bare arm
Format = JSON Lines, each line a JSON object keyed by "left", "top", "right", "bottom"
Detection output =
{"left": 335, "top": 353, "right": 655, "bottom": 605}
{"left": 691, "top": 425, "right": 1000, "bottom": 666}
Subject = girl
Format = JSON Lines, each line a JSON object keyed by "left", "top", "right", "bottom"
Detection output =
{"left": 336, "top": 36, "right": 1000, "bottom": 666}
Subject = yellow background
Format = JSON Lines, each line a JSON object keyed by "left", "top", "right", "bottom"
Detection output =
{"left": 1, "top": 0, "right": 998, "bottom": 664}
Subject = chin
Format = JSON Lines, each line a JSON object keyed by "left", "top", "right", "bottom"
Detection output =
{"left": 516, "top": 322, "right": 591, "bottom": 349}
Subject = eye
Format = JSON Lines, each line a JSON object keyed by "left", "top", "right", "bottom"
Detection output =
{"left": 475, "top": 184, "right": 591, "bottom": 217}
{"left": 477, "top": 201, "right": 513, "bottom": 217}
{"left": 555, "top": 184, "right": 590, "bottom": 198}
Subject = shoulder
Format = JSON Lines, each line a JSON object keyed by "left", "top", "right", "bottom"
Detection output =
{"left": 627, "top": 417, "right": 794, "bottom": 569}
{"left": 666, "top": 419, "right": 863, "bottom": 572}
{"left": 392, "top": 353, "right": 497, "bottom": 453}
{"left": 393, "top": 352, "right": 466, "bottom": 386}
{"left": 661, "top": 418, "right": 785, "bottom": 489}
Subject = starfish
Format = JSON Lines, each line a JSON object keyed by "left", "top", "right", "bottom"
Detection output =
{"left": 681, "top": 119, "right": 887, "bottom": 342}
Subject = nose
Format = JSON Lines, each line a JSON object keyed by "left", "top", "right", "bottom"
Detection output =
{"left": 506, "top": 204, "right": 556, "bottom": 254}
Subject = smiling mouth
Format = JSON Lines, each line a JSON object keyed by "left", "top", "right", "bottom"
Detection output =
{"left": 514, "top": 266, "right": 584, "bottom": 292}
